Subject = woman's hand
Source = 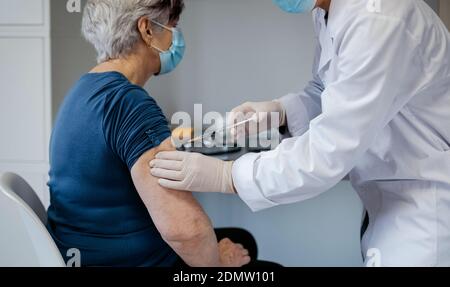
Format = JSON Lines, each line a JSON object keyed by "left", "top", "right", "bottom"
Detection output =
{"left": 218, "top": 238, "right": 251, "bottom": 267}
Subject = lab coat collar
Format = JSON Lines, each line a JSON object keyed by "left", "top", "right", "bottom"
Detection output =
{"left": 316, "top": 8, "right": 334, "bottom": 79}
{"left": 324, "top": 0, "right": 346, "bottom": 39}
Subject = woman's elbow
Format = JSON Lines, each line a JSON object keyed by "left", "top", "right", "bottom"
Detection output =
{"left": 159, "top": 216, "right": 212, "bottom": 244}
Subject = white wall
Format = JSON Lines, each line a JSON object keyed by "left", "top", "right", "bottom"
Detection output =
{"left": 51, "top": 0, "right": 96, "bottom": 122}
{"left": 427, "top": 0, "right": 439, "bottom": 12}
{"left": 0, "top": 0, "right": 52, "bottom": 207}
{"left": 148, "top": 0, "right": 315, "bottom": 117}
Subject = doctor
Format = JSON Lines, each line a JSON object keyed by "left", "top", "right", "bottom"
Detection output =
{"left": 150, "top": 0, "right": 450, "bottom": 266}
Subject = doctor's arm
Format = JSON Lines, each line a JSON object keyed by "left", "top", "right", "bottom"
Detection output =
{"left": 233, "top": 15, "right": 424, "bottom": 211}
{"left": 150, "top": 14, "right": 424, "bottom": 211}
{"left": 132, "top": 139, "right": 250, "bottom": 266}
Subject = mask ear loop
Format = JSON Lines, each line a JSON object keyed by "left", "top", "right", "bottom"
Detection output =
{"left": 151, "top": 43, "right": 165, "bottom": 53}
{"left": 149, "top": 20, "right": 172, "bottom": 53}
{"left": 151, "top": 19, "right": 172, "bottom": 31}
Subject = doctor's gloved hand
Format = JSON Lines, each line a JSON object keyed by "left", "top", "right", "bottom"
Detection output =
{"left": 227, "top": 100, "right": 286, "bottom": 139}
{"left": 149, "top": 151, "right": 236, "bottom": 194}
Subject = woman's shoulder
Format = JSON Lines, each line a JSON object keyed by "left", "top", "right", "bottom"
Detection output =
{"left": 97, "top": 73, "right": 158, "bottom": 110}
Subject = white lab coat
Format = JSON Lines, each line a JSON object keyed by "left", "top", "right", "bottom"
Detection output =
{"left": 232, "top": 0, "right": 450, "bottom": 267}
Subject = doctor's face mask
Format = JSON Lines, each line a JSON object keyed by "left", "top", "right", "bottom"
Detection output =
{"left": 273, "top": 0, "right": 317, "bottom": 13}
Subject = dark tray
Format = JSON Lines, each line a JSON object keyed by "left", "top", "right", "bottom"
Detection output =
{"left": 177, "top": 144, "right": 242, "bottom": 155}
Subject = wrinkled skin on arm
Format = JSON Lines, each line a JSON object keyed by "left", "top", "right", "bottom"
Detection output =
{"left": 131, "top": 138, "right": 250, "bottom": 267}
{"left": 131, "top": 138, "right": 221, "bottom": 266}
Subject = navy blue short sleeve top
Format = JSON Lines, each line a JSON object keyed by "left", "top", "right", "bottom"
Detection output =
{"left": 47, "top": 72, "right": 176, "bottom": 266}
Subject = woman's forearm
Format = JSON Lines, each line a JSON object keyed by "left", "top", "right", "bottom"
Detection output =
{"left": 164, "top": 217, "right": 221, "bottom": 267}
{"left": 131, "top": 139, "right": 221, "bottom": 266}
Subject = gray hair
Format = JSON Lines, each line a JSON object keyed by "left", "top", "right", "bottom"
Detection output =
{"left": 82, "top": 0, "right": 184, "bottom": 63}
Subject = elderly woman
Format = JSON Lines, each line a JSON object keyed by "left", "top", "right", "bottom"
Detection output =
{"left": 46, "top": 0, "right": 253, "bottom": 267}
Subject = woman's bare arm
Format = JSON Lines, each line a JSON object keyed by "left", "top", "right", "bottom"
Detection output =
{"left": 130, "top": 138, "right": 221, "bottom": 267}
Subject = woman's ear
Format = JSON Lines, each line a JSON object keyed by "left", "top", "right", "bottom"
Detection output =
{"left": 137, "top": 17, "right": 153, "bottom": 47}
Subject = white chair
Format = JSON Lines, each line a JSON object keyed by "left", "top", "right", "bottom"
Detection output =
{"left": 1, "top": 173, "right": 48, "bottom": 225}
{"left": 0, "top": 173, "right": 65, "bottom": 267}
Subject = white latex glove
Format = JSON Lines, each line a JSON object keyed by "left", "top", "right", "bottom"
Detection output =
{"left": 149, "top": 151, "right": 236, "bottom": 194}
{"left": 227, "top": 100, "right": 286, "bottom": 139}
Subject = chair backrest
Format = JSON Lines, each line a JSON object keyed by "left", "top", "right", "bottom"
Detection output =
{"left": 0, "top": 172, "right": 47, "bottom": 225}
{"left": 0, "top": 173, "right": 65, "bottom": 267}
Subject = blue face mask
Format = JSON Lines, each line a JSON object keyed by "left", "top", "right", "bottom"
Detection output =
{"left": 151, "top": 21, "right": 186, "bottom": 75}
{"left": 273, "top": 0, "right": 317, "bottom": 13}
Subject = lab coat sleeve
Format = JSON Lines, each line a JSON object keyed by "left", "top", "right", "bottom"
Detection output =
{"left": 233, "top": 15, "right": 423, "bottom": 212}
{"left": 278, "top": 40, "right": 324, "bottom": 137}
